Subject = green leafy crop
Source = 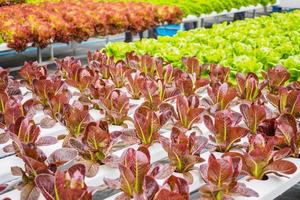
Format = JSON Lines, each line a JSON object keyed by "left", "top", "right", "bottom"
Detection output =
{"left": 105, "top": 11, "right": 300, "bottom": 80}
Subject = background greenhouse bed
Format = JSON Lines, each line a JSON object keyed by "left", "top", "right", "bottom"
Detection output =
{"left": 0, "top": 6, "right": 273, "bottom": 70}
{"left": 0, "top": 0, "right": 279, "bottom": 66}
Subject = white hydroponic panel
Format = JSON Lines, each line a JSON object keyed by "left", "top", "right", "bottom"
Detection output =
{"left": 279, "top": 0, "right": 300, "bottom": 8}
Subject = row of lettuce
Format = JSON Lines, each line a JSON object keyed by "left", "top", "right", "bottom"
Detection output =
{"left": 105, "top": 11, "right": 300, "bottom": 81}
{"left": 103, "top": 0, "right": 277, "bottom": 16}
{"left": 1, "top": 0, "right": 276, "bottom": 15}
{"left": 0, "top": 0, "right": 182, "bottom": 51}
{"left": 0, "top": 50, "right": 299, "bottom": 199}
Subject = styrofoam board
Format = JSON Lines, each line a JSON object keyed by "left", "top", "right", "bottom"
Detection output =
{"left": 182, "top": 3, "right": 274, "bottom": 23}
{"left": 279, "top": 0, "right": 300, "bottom": 8}
{"left": 0, "top": 43, "right": 11, "bottom": 52}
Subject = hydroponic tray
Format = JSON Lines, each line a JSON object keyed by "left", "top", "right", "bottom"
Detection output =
{"left": 0, "top": 51, "right": 299, "bottom": 200}
{"left": 0, "top": 87, "right": 299, "bottom": 200}
{"left": 181, "top": 2, "right": 278, "bottom": 29}
{"left": 279, "top": 0, "right": 300, "bottom": 8}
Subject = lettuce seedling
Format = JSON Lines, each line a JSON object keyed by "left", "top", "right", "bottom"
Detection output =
{"left": 19, "top": 62, "right": 47, "bottom": 88}
{"left": 267, "top": 87, "right": 300, "bottom": 118}
{"left": 70, "top": 120, "right": 121, "bottom": 177}
{"left": 62, "top": 102, "right": 92, "bottom": 138}
{"left": 87, "top": 51, "right": 113, "bottom": 79}
{"left": 104, "top": 147, "right": 176, "bottom": 200}
{"left": 149, "top": 175, "right": 189, "bottom": 200}
{"left": 109, "top": 60, "right": 130, "bottom": 88}
{"left": 100, "top": 90, "right": 130, "bottom": 126}
{"left": 3, "top": 98, "right": 34, "bottom": 128}
{"left": 32, "top": 76, "right": 66, "bottom": 107}
{"left": 225, "top": 134, "right": 297, "bottom": 180}
{"left": 156, "top": 63, "right": 177, "bottom": 85}
{"left": 273, "top": 114, "right": 300, "bottom": 158}
{"left": 236, "top": 72, "right": 267, "bottom": 102}
{"left": 204, "top": 83, "right": 237, "bottom": 111}
{"left": 199, "top": 154, "right": 258, "bottom": 200}
{"left": 161, "top": 127, "right": 208, "bottom": 183}
{"left": 55, "top": 57, "right": 82, "bottom": 79}
{"left": 240, "top": 103, "right": 267, "bottom": 134}
{"left": 175, "top": 71, "right": 209, "bottom": 97}
{"left": 11, "top": 139, "right": 78, "bottom": 200}
{"left": 204, "top": 110, "right": 248, "bottom": 152}
{"left": 0, "top": 67, "right": 9, "bottom": 91}
{"left": 182, "top": 56, "right": 207, "bottom": 80}
{"left": 104, "top": 147, "right": 151, "bottom": 199}
{"left": 163, "top": 95, "right": 205, "bottom": 130}
{"left": 133, "top": 106, "right": 166, "bottom": 146}
{"left": 125, "top": 70, "right": 144, "bottom": 99}
{"left": 138, "top": 77, "right": 179, "bottom": 111}
{"left": 209, "top": 64, "right": 230, "bottom": 86}
{"left": 262, "top": 65, "right": 290, "bottom": 94}
{"left": 35, "top": 164, "right": 92, "bottom": 200}
{"left": 45, "top": 89, "right": 71, "bottom": 122}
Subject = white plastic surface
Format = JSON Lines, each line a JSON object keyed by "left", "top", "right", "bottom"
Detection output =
{"left": 279, "top": 0, "right": 300, "bottom": 8}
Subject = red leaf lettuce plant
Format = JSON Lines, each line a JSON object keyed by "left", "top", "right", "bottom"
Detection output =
{"left": 35, "top": 163, "right": 93, "bottom": 200}
{"left": 161, "top": 95, "right": 205, "bottom": 130}
{"left": 88, "top": 79, "right": 115, "bottom": 105}
{"left": 32, "top": 76, "right": 66, "bottom": 107}
{"left": 11, "top": 139, "right": 78, "bottom": 200}
{"left": 55, "top": 57, "right": 81, "bottom": 79}
{"left": 3, "top": 116, "right": 57, "bottom": 152}
{"left": 138, "top": 76, "right": 179, "bottom": 111}
{"left": 225, "top": 134, "right": 297, "bottom": 180}
{"left": 125, "top": 70, "right": 144, "bottom": 99}
{"left": 0, "top": 67, "right": 9, "bottom": 91}
{"left": 19, "top": 62, "right": 47, "bottom": 88}
{"left": 126, "top": 54, "right": 159, "bottom": 78}
{"left": 161, "top": 127, "right": 208, "bottom": 183}
{"left": 240, "top": 103, "right": 267, "bottom": 134}
{"left": 273, "top": 114, "right": 300, "bottom": 157}
{"left": 2, "top": 98, "right": 34, "bottom": 128}
{"left": 204, "top": 110, "right": 248, "bottom": 152}
{"left": 87, "top": 51, "right": 113, "bottom": 79}
{"left": 104, "top": 148, "right": 184, "bottom": 200}
{"left": 70, "top": 120, "right": 121, "bottom": 177}
{"left": 61, "top": 102, "right": 92, "bottom": 140}
{"left": 144, "top": 175, "right": 189, "bottom": 200}
{"left": 175, "top": 70, "right": 209, "bottom": 97}
{"left": 236, "top": 72, "right": 267, "bottom": 102}
{"left": 267, "top": 87, "right": 300, "bottom": 118}
{"left": 209, "top": 64, "right": 230, "bottom": 86}
{"left": 156, "top": 63, "right": 177, "bottom": 86}
{"left": 109, "top": 61, "right": 130, "bottom": 88}
{"left": 199, "top": 154, "right": 258, "bottom": 200}
{"left": 125, "top": 106, "right": 169, "bottom": 146}
{"left": 262, "top": 66, "right": 290, "bottom": 94}
{"left": 204, "top": 83, "right": 237, "bottom": 111}
{"left": 182, "top": 56, "right": 209, "bottom": 88}
{"left": 100, "top": 90, "right": 130, "bottom": 126}
{"left": 45, "top": 89, "right": 71, "bottom": 122}
{"left": 257, "top": 114, "right": 300, "bottom": 158}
